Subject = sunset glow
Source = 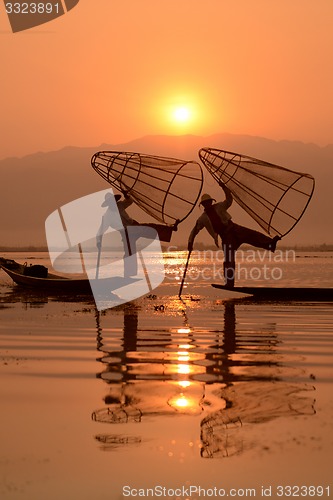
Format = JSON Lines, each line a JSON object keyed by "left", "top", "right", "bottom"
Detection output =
{"left": 2, "top": 2, "right": 333, "bottom": 156}
{"left": 167, "top": 393, "right": 200, "bottom": 414}
{"left": 172, "top": 106, "right": 191, "bottom": 124}
{"left": 163, "top": 99, "right": 198, "bottom": 132}
{"left": 1, "top": 1, "right": 332, "bottom": 497}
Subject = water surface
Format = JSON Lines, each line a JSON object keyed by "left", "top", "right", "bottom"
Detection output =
{"left": 0, "top": 252, "right": 332, "bottom": 499}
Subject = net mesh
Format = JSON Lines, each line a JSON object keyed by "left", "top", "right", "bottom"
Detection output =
{"left": 91, "top": 151, "right": 203, "bottom": 225}
{"left": 199, "top": 148, "right": 315, "bottom": 237}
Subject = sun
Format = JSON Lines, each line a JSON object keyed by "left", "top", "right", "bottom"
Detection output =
{"left": 151, "top": 93, "right": 203, "bottom": 134}
{"left": 150, "top": 87, "right": 217, "bottom": 136}
{"left": 172, "top": 106, "right": 191, "bottom": 124}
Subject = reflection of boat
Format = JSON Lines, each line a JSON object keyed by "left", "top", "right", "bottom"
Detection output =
{"left": 0, "top": 257, "right": 92, "bottom": 294}
{"left": 212, "top": 284, "right": 333, "bottom": 302}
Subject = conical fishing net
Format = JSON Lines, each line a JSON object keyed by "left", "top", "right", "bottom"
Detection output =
{"left": 199, "top": 148, "right": 315, "bottom": 237}
{"left": 91, "top": 151, "right": 203, "bottom": 225}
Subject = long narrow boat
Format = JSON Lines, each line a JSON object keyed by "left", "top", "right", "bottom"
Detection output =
{"left": 212, "top": 283, "right": 333, "bottom": 302}
{"left": 0, "top": 258, "right": 92, "bottom": 294}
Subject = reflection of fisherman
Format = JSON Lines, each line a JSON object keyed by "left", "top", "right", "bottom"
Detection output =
{"left": 96, "top": 191, "right": 139, "bottom": 277}
{"left": 188, "top": 183, "right": 281, "bottom": 287}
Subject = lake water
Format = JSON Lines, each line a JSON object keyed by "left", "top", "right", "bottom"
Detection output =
{"left": 0, "top": 251, "right": 332, "bottom": 499}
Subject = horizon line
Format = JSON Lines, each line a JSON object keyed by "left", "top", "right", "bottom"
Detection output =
{"left": 1, "top": 132, "right": 332, "bottom": 163}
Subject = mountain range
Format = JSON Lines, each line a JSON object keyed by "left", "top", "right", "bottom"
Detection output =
{"left": 1, "top": 133, "right": 332, "bottom": 247}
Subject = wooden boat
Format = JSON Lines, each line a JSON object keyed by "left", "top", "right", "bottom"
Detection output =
{"left": 0, "top": 257, "right": 92, "bottom": 294}
{"left": 212, "top": 283, "right": 333, "bottom": 302}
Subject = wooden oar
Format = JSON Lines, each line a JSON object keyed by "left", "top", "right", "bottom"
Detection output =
{"left": 178, "top": 249, "right": 192, "bottom": 298}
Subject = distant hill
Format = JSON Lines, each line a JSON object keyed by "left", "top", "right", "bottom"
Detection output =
{"left": 1, "top": 133, "right": 332, "bottom": 247}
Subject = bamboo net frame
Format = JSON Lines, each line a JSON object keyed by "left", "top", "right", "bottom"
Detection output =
{"left": 91, "top": 151, "right": 203, "bottom": 225}
{"left": 199, "top": 148, "right": 315, "bottom": 237}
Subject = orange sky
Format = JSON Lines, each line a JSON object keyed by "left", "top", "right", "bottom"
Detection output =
{"left": 1, "top": 0, "right": 333, "bottom": 159}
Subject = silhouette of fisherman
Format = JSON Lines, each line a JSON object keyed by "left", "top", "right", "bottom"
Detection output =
{"left": 188, "top": 183, "right": 281, "bottom": 287}
{"left": 97, "top": 191, "right": 180, "bottom": 278}
{"left": 96, "top": 192, "right": 140, "bottom": 277}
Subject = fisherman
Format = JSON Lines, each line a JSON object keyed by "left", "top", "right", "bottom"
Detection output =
{"left": 188, "top": 183, "right": 281, "bottom": 287}
{"left": 96, "top": 191, "right": 140, "bottom": 277}
{"left": 96, "top": 191, "right": 137, "bottom": 238}
{"left": 97, "top": 191, "right": 180, "bottom": 277}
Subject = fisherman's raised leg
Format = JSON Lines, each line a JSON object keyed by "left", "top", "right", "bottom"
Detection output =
{"left": 232, "top": 223, "right": 281, "bottom": 252}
